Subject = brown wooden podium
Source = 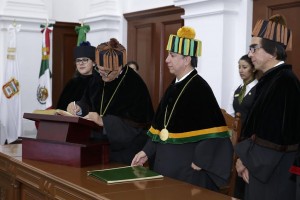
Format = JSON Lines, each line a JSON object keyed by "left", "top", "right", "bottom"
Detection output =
{"left": 22, "top": 113, "right": 109, "bottom": 167}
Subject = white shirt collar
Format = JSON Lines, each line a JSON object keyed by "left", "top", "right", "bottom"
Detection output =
{"left": 275, "top": 61, "right": 284, "bottom": 67}
{"left": 175, "top": 70, "right": 194, "bottom": 83}
{"left": 240, "top": 79, "right": 258, "bottom": 95}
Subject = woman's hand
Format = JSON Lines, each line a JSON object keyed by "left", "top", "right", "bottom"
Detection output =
{"left": 83, "top": 112, "right": 103, "bottom": 126}
{"left": 131, "top": 151, "right": 148, "bottom": 166}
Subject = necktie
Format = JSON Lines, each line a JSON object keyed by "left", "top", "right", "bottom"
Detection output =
{"left": 238, "top": 84, "right": 247, "bottom": 104}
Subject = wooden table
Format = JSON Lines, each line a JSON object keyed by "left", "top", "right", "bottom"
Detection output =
{"left": 0, "top": 144, "right": 233, "bottom": 200}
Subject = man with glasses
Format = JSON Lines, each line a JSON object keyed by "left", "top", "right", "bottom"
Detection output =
{"left": 235, "top": 14, "right": 300, "bottom": 200}
{"left": 67, "top": 38, "right": 154, "bottom": 165}
{"left": 56, "top": 41, "right": 96, "bottom": 110}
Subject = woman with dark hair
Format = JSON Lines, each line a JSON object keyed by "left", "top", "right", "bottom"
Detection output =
{"left": 228, "top": 55, "right": 257, "bottom": 199}
{"left": 228, "top": 54, "right": 257, "bottom": 129}
{"left": 227, "top": 54, "right": 258, "bottom": 199}
{"left": 56, "top": 41, "right": 96, "bottom": 110}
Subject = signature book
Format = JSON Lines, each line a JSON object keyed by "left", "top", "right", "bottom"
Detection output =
{"left": 33, "top": 109, "right": 75, "bottom": 117}
{"left": 87, "top": 166, "right": 163, "bottom": 184}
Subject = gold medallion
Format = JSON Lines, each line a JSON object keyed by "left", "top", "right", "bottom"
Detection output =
{"left": 160, "top": 128, "right": 169, "bottom": 141}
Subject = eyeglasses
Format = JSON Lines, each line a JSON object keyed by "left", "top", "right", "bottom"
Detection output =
{"left": 249, "top": 45, "right": 262, "bottom": 54}
{"left": 75, "top": 58, "right": 90, "bottom": 64}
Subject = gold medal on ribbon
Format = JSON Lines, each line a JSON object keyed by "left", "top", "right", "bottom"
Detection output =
{"left": 161, "top": 74, "right": 197, "bottom": 142}
{"left": 160, "top": 128, "right": 169, "bottom": 141}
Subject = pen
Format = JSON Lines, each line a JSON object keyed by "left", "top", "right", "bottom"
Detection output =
{"left": 73, "top": 101, "right": 77, "bottom": 115}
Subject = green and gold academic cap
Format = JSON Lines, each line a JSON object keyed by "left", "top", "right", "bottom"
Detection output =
{"left": 166, "top": 26, "right": 202, "bottom": 57}
{"left": 96, "top": 38, "right": 127, "bottom": 71}
{"left": 252, "top": 14, "right": 292, "bottom": 51}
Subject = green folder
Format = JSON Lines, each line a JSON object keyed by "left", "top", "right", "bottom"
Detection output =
{"left": 87, "top": 166, "right": 163, "bottom": 184}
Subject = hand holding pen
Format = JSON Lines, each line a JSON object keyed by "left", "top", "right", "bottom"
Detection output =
{"left": 67, "top": 101, "right": 80, "bottom": 115}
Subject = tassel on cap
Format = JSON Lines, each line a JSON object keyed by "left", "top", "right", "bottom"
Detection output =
{"left": 166, "top": 26, "right": 202, "bottom": 57}
{"left": 73, "top": 41, "right": 96, "bottom": 60}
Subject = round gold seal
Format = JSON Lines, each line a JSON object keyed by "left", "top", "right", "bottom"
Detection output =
{"left": 159, "top": 128, "right": 169, "bottom": 141}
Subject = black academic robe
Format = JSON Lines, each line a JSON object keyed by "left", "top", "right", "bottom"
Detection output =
{"left": 232, "top": 81, "right": 257, "bottom": 199}
{"left": 290, "top": 146, "right": 300, "bottom": 200}
{"left": 56, "top": 71, "right": 94, "bottom": 110}
{"left": 297, "top": 175, "right": 300, "bottom": 200}
{"left": 78, "top": 66, "right": 154, "bottom": 165}
{"left": 143, "top": 70, "right": 233, "bottom": 191}
{"left": 235, "top": 63, "right": 300, "bottom": 200}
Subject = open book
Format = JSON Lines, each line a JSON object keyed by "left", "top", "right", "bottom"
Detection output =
{"left": 87, "top": 166, "right": 163, "bottom": 184}
{"left": 33, "top": 109, "right": 75, "bottom": 117}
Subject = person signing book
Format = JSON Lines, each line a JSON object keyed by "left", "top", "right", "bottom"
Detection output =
{"left": 67, "top": 38, "right": 154, "bottom": 165}
{"left": 56, "top": 41, "right": 97, "bottom": 111}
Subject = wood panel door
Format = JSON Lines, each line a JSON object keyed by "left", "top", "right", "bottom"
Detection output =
{"left": 253, "top": 0, "right": 300, "bottom": 78}
{"left": 124, "top": 6, "right": 184, "bottom": 110}
{"left": 52, "top": 22, "right": 79, "bottom": 108}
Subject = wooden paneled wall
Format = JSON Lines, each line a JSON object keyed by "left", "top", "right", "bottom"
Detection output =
{"left": 124, "top": 6, "right": 184, "bottom": 109}
{"left": 52, "top": 22, "right": 78, "bottom": 108}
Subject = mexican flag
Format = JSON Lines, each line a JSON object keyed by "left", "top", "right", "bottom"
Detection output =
{"left": 36, "top": 23, "right": 53, "bottom": 109}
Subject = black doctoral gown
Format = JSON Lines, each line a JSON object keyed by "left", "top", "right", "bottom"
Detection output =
{"left": 78, "top": 66, "right": 154, "bottom": 165}
{"left": 232, "top": 80, "right": 257, "bottom": 199}
{"left": 290, "top": 146, "right": 300, "bottom": 200}
{"left": 235, "top": 63, "right": 300, "bottom": 200}
{"left": 56, "top": 71, "right": 94, "bottom": 110}
{"left": 143, "top": 70, "right": 233, "bottom": 191}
